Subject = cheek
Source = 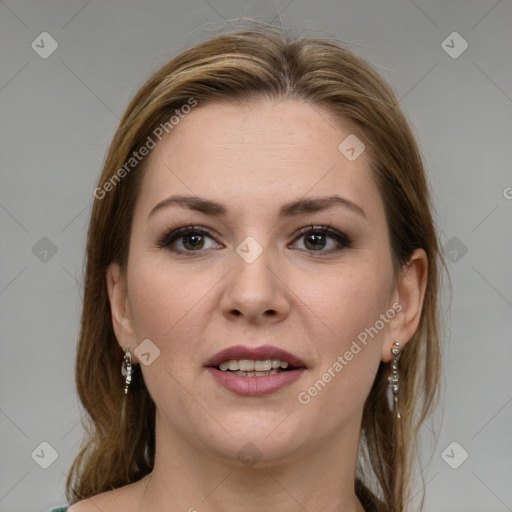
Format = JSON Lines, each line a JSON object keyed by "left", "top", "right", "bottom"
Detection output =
{"left": 126, "top": 256, "right": 216, "bottom": 357}
{"left": 125, "top": 259, "right": 210, "bottom": 406}
{"left": 295, "top": 260, "right": 393, "bottom": 350}
{"left": 292, "top": 260, "right": 393, "bottom": 410}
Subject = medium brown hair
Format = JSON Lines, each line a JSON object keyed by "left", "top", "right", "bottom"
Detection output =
{"left": 67, "top": 22, "right": 445, "bottom": 512}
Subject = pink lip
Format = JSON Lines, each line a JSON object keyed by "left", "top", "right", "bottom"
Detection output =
{"left": 206, "top": 367, "right": 305, "bottom": 396}
{"left": 204, "top": 344, "right": 307, "bottom": 369}
{"left": 204, "top": 345, "right": 307, "bottom": 397}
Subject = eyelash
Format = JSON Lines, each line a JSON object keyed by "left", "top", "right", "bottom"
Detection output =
{"left": 156, "top": 224, "right": 353, "bottom": 255}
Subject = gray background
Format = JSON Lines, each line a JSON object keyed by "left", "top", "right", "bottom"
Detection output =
{"left": 1, "top": 1, "right": 511, "bottom": 511}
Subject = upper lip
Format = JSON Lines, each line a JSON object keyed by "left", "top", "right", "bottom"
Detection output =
{"left": 205, "top": 345, "right": 307, "bottom": 369}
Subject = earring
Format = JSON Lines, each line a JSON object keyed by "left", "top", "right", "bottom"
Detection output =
{"left": 121, "top": 345, "right": 133, "bottom": 395}
{"left": 388, "top": 341, "right": 403, "bottom": 419}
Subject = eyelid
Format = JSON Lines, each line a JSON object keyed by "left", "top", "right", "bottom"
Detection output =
{"left": 156, "top": 225, "right": 222, "bottom": 250}
{"left": 290, "top": 224, "right": 353, "bottom": 250}
{"left": 156, "top": 224, "right": 352, "bottom": 254}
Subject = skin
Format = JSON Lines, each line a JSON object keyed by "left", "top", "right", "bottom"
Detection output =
{"left": 70, "top": 98, "right": 427, "bottom": 512}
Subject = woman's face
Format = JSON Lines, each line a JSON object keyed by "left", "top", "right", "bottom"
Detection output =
{"left": 110, "top": 99, "right": 409, "bottom": 465}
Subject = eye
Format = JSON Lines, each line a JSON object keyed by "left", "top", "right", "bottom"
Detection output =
{"left": 157, "top": 226, "right": 222, "bottom": 253}
{"left": 290, "top": 225, "right": 352, "bottom": 253}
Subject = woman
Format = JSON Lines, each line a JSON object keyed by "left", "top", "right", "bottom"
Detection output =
{"left": 58, "top": 22, "right": 444, "bottom": 512}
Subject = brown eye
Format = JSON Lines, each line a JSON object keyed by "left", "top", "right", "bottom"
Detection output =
{"left": 182, "top": 233, "right": 205, "bottom": 250}
{"left": 291, "top": 226, "right": 352, "bottom": 253}
{"left": 157, "top": 226, "right": 222, "bottom": 253}
{"left": 304, "top": 233, "right": 327, "bottom": 251}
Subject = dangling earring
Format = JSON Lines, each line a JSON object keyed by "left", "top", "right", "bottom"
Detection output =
{"left": 121, "top": 345, "right": 133, "bottom": 395}
{"left": 388, "top": 341, "right": 403, "bottom": 419}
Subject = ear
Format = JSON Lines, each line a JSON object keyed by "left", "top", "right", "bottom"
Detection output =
{"left": 106, "top": 263, "right": 139, "bottom": 365}
{"left": 382, "top": 248, "right": 428, "bottom": 362}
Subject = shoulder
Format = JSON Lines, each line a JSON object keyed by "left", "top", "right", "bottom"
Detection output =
{"left": 67, "top": 492, "right": 119, "bottom": 512}
{"left": 66, "top": 495, "right": 109, "bottom": 512}
{"left": 67, "top": 491, "right": 124, "bottom": 512}
{"left": 67, "top": 478, "right": 146, "bottom": 512}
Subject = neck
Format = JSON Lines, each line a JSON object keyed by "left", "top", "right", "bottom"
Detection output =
{"left": 139, "top": 413, "right": 366, "bottom": 512}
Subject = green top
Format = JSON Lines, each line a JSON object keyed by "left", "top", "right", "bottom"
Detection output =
{"left": 51, "top": 508, "right": 68, "bottom": 512}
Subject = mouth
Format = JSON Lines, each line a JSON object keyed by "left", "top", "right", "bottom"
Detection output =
{"left": 204, "top": 345, "right": 307, "bottom": 396}
{"left": 216, "top": 358, "right": 296, "bottom": 377}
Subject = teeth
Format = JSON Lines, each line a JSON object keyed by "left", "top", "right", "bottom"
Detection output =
{"left": 254, "top": 360, "right": 271, "bottom": 371}
{"left": 239, "top": 359, "right": 255, "bottom": 371}
{"left": 218, "top": 359, "right": 291, "bottom": 372}
{"left": 233, "top": 369, "right": 279, "bottom": 377}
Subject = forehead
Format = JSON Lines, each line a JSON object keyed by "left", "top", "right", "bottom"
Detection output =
{"left": 135, "top": 99, "right": 384, "bottom": 222}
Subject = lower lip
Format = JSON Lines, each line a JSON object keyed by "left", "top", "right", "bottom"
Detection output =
{"left": 206, "top": 367, "right": 306, "bottom": 396}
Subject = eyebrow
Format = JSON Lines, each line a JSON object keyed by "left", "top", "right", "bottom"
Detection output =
{"left": 148, "top": 194, "right": 368, "bottom": 221}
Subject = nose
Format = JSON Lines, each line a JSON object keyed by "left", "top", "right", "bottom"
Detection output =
{"left": 220, "top": 244, "right": 291, "bottom": 325}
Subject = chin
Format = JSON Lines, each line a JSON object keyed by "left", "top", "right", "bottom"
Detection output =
{"left": 200, "top": 412, "right": 311, "bottom": 465}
